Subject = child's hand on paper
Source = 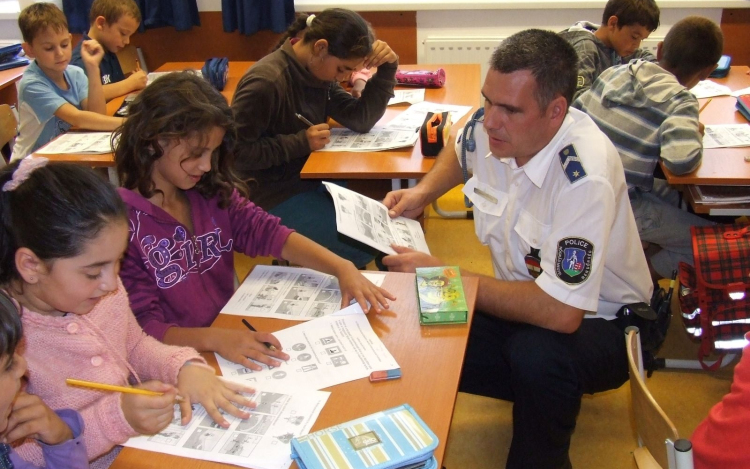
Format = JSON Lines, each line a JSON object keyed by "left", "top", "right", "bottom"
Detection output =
{"left": 1, "top": 392, "right": 72, "bottom": 445}
{"left": 336, "top": 263, "right": 395, "bottom": 314}
{"left": 121, "top": 380, "right": 179, "bottom": 435}
{"left": 207, "top": 328, "right": 288, "bottom": 371}
{"left": 305, "top": 123, "right": 330, "bottom": 151}
{"left": 177, "top": 363, "right": 255, "bottom": 428}
{"left": 381, "top": 245, "right": 443, "bottom": 273}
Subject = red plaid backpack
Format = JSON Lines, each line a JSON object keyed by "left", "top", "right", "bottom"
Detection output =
{"left": 678, "top": 223, "right": 750, "bottom": 370}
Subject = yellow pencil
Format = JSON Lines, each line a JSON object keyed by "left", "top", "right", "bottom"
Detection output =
{"left": 699, "top": 98, "right": 712, "bottom": 113}
{"left": 66, "top": 378, "right": 183, "bottom": 401}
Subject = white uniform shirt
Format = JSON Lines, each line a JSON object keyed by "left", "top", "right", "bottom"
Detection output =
{"left": 458, "top": 107, "right": 652, "bottom": 319}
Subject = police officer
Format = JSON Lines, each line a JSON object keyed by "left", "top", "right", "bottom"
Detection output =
{"left": 382, "top": 29, "right": 652, "bottom": 469}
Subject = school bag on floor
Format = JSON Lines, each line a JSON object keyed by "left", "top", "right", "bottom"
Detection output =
{"left": 678, "top": 223, "right": 750, "bottom": 369}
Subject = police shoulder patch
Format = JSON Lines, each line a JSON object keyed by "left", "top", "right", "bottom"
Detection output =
{"left": 555, "top": 237, "right": 594, "bottom": 285}
{"left": 559, "top": 144, "right": 587, "bottom": 183}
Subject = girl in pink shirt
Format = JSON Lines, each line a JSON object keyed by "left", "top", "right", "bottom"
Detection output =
{"left": 0, "top": 159, "right": 255, "bottom": 468}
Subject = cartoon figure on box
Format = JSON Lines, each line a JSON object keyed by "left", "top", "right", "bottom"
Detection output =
{"left": 418, "top": 275, "right": 461, "bottom": 311}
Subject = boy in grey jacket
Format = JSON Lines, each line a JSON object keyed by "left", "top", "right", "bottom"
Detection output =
{"left": 574, "top": 16, "right": 723, "bottom": 281}
{"left": 560, "top": 0, "right": 660, "bottom": 101}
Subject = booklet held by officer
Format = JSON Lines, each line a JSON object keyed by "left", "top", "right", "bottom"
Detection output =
{"left": 323, "top": 182, "right": 430, "bottom": 255}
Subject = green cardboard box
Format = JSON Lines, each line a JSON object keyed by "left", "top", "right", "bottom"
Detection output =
{"left": 416, "top": 266, "right": 468, "bottom": 325}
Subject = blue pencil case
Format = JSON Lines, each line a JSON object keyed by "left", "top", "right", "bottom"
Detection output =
{"left": 291, "top": 404, "right": 439, "bottom": 469}
{"left": 0, "top": 44, "right": 29, "bottom": 72}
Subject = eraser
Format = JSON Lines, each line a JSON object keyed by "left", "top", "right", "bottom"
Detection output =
{"left": 744, "top": 155, "right": 750, "bottom": 162}
{"left": 369, "top": 368, "right": 402, "bottom": 382}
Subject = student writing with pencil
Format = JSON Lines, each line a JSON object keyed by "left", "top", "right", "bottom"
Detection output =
{"left": 0, "top": 159, "right": 256, "bottom": 469}
{"left": 231, "top": 8, "right": 399, "bottom": 270}
{"left": 113, "top": 73, "right": 393, "bottom": 372}
{"left": 574, "top": 16, "right": 724, "bottom": 284}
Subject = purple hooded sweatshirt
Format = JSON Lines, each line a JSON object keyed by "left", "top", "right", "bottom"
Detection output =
{"left": 117, "top": 188, "right": 294, "bottom": 340}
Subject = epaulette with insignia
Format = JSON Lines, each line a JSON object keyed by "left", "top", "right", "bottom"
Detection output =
{"left": 559, "top": 144, "right": 587, "bottom": 183}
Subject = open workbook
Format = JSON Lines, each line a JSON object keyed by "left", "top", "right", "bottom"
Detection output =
{"left": 323, "top": 182, "right": 430, "bottom": 255}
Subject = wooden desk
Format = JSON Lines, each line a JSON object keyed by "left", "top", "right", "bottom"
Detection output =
{"left": 34, "top": 62, "right": 253, "bottom": 177}
{"left": 0, "top": 64, "right": 27, "bottom": 107}
{"left": 660, "top": 66, "right": 750, "bottom": 214}
{"left": 111, "top": 271, "right": 478, "bottom": 469}
{"left": 300, "top": 64, "right": 481, "bottom": 189}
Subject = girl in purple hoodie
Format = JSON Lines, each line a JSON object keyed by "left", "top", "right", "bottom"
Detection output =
{"left": 114, "top": 72, "right": 394, "bottom": 371}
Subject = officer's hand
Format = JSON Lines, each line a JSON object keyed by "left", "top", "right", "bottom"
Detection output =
{"left": 382, "top": 190, "right": 429, "bottom": 219}
{"left": 382, "top": 245, "right": 443, "bottom": 273}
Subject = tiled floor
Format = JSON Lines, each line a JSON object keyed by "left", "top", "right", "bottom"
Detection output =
{"left": 234, "top": 186, "right": 736, "bottom": 469}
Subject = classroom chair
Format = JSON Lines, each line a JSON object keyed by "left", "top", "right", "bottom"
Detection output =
{"left": 627, "top": 327, "right": 694, "bottom": 469}
{"left": 0, "top": 104, "right": 17, "bottom": 163}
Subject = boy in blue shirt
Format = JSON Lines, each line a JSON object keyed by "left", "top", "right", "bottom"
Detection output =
{"left": 560, "top": 0, "right": 660, "bottom": 101}
{"left": 12, "top": 3, "right": 124, "bottom": 161}
{"left": 70, "top": 0, "right": 146, "bottom": 101}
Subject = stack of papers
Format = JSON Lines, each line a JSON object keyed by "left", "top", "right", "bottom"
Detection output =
{"left": 703, "top": 124, "right": 750, "bottom": 149}
{"left": 690, "top": 80, "right": 732, "bottom": 99}
{"left": 691, "top": 185, "right": 750, "bottom": 205}
{"left": 319, "top": 100, "right": 472, "bottom": 152}
{"left": 35, "top": 132, "right": 114, "bottom": 154}
{"left": 220, "top": 265, "right": 385, "bottom": 320}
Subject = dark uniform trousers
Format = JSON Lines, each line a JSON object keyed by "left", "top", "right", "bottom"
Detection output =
{"left": 459, "top": 311, "right": 629, "bottom": 469}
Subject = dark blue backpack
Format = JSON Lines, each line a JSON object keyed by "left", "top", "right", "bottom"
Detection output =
{"left": 201, "top": 57, "right": 229, "bottom": 91}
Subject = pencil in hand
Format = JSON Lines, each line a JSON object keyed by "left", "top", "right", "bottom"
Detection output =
{"left": 66, "top": 378, "right": 183, "bottom": 402}
{"left": 241, "top": 319, "right": 278, "bottom": 351}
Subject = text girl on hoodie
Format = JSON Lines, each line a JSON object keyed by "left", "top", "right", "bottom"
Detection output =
{"left": 0, "top": 159, "right": 255, "bottom": 469}
{"left": 113, "top": 72, "right": 394, "bottom": 371}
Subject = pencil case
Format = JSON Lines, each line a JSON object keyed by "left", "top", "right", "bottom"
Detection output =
{"left": 420, "top": 111, "right": 452, "bottom": 157}
{"left": 709, "top": 55, "right": 731, "bottom": 79}
{"left": 396, "top": 68, "right": 446, "bottom": 88}
{"left": 0, "top": 43, "right": 29, "bottom": 71}
{"left": 291, "top": 404, "right": 439, "bottom": 469}
{"left": 737, "top": 95, "right": 750, "bottom": 122}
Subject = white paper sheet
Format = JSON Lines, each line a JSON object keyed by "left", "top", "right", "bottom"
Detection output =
{"left": 703, "top": 124, "right": 750, "bottom": 149}
{"left": 690, "top": 80, "right": 732, "bottom": 99}
{"left": 731, "top": 86, "right": 750, "bottom": 97}
{"left": 319, "top": 127, "right": 419, "bottom": 152}
{"left": 384, "top": 100, "right": 473, "bottom": 132}
{"left": 147, "top": 70, "right": 202, "bottom": 86}
{"left": 122, "top": 388, "right": 329, "bottom": 469}
{"left": 388, "top": 89, "right": 426, "bottom": 106}
{"left": 217, "top": 304, "right": 400, "bottom": 391}
{"left": 35, "top": 132, "right": 113, "bottom": 154}
{"left": 220, "top": 265, "right": 385, "bottom": 320}
{"left": 323, "top": 182, "right": 430, "bottom": 255}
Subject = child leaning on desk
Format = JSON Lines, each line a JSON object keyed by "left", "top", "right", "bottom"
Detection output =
{"left": 11, "top": 3, "right": 124, "bottom": 162}
{"left": 113, "top": 72, "right": 394, "bottom": 372}
{"left": 0, "top": 291, "right": 89, "bottom": 469}
{"left": 231, "top": 8, "right": 399, "bottom": 270}
{"left": 0, "top": 159, "right": 254, "bottom": 469}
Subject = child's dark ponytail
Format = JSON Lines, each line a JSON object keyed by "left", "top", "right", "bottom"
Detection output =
{"left": 274, "top": 9, "right": 373, "bottom": 60}
{"left": 0, "top": 291, "right": 21, "bottom": 358}
{"left": 0, "top": 160, "right": 127, "bottom": 285}
{"left": 272, "top": 13, "right": 309, "bottom": 51}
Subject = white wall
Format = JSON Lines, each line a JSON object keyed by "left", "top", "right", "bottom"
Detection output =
{"left": 416, "top": 8, "right": 723, "bottom": 63}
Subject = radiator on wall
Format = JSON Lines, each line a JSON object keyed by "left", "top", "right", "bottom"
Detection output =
{"left": 423, "top": 35, "right": 665, "bottom": 82}
{"left": 423, "top": 37, "right": 504, "bottom": 80}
